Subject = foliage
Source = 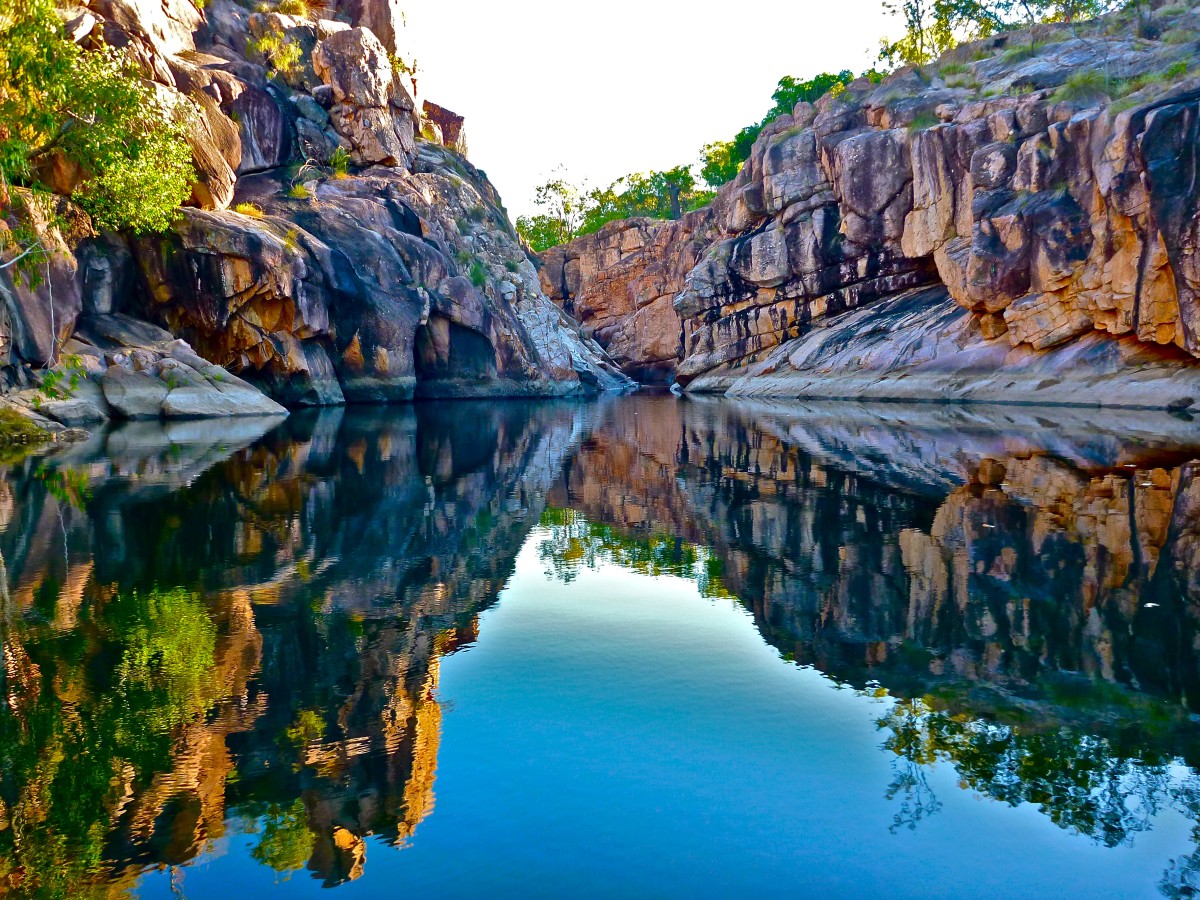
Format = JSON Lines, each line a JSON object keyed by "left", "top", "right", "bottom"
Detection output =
{"left": 879, "top": 0, "right": 1123, "bottom": 68}
{"left": 515, "top": 171, "right": 586, "bottom": 252}
{"left": 0, "top": 585, "right": 220, "bottom": 896}
{"left": 329, "top": 146, "right": 352, "bottom": 178}
{"left": 516, "top": 164, "right": 715, "bottom": 251}
{"left": 582, "top": 166, "right": 709, "bottom": 231}
{"left": 537, "top": 508, "right": 734, "bottom": 599}
{"left": 878, "top": 695, "right": 1189, "bottom": 848}
{"left": 0, "top": 406, "right": 50, "bottom": 446}
{"left": 113, "top": 588, "right": 219, "bottom": 736}
{"left": 699, "top": 70, "right": 856, "bottom": 188}
{"left": 908, "top": 111, "right": 942, "bottom": 131}
{"left": 469, "top": 260, "right": 487, "bottom": 287}
{"left": 252, "top": 800, "right": 315, "bottom": 875}
{"left": 247, "top": 28, "right": 303, "bottom": 78}
{"left": 880, "top": 0, "right": 957, "bottom": 66}
{"left": 274, "top": 0, "right": 309, "bottom": 16}
{"left": 33, "top": 353, "right": 86, "bottom": 402}
{"left": 288, "top": 182, "right": 311, "bottom": 199}
{"left": 234, "top": 201, "right": 265, "bottom": 218}
{"left": 0, "top": 0, "right": 195, "bottom": 236}
{"left": 1052, "top": 68, "right": 1111, "bottom": 102}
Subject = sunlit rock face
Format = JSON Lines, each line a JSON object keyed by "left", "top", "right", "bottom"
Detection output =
{"left": 538, "top": 212, "right": 717, "bottom": 384}
{"left": 543, "top": 16, "right": 1200, "bottom": 407}
{"left": 1, "top": 0, "right": 631, "bottom": 416}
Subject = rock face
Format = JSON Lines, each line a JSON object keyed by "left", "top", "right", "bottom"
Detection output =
{"left": 421, "top": 100, "right": 467, "bottom": 156}
{"left": 543, "top": 11, "right": 1200, "bottom": 409}
{"left": 0, "top": 0, "right": 631, "bottom": 415}
{"left": 538, "top": 212, "right": 715, "bottom": 383}
{"left": 132, "top": 148, "right": 630, "bottom": 404}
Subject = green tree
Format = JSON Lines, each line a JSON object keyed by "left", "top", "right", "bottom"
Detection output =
{"left": 699, "top": 71, "right": 857, "bottom": 188}
{"left": 515, "top": 171, "right": 587, "bottom": 252}
{"left": 880, "top": 0, "right": 958, "bottom": 66}
{"left": 518, "top": 165, "right": 712, "bottom": 251}
{"left": 0, "top": 0, "right": 195, "bottom": 243}
{"left": 699, "top": 140, "right": 741, "bottom": 188}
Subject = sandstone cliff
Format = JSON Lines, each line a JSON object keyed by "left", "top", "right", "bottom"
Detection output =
{"left": 0, "top": 0, "right": 631, "bottom": 426}
{"left": 541, "top": 9, "right": 1200, "bottom": 409}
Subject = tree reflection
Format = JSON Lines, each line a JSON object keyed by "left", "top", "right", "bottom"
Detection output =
{"left": 0, "top": 574, "right": 223, "bottom": 897}
{"left": 878, "top": 696, "right": 1181, "bottom": 848}
{"left": 537, "top": 508, "right": 732, "bottom": 598}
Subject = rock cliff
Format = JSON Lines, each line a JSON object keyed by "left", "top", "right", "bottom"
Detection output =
{"left": 541, "top": 9, "right": 1200, "bottom": 409}
{"left": 0, "top": 0, "right": 631, "bottom": 425}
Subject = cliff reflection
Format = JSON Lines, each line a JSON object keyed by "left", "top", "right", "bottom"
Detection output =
{"left": 541, "top": 397, "right": 1200, "bottom": 892}
{"left": 0, "top": 402, "right": 588, "bottom": 895}
{"left": 5, "top": 396, "right": 1200, "bottom": 894}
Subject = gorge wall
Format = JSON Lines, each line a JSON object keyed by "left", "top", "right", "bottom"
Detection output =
{"left": 540, "top": 9, "right": 1200, "bottom": 409}
{"left": 0, "top": 0, "right": 631, "bottom": 428}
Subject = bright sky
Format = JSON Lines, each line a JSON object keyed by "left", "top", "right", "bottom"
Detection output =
{"left": 400, "top": 0, "right": 896, "bottom": 219}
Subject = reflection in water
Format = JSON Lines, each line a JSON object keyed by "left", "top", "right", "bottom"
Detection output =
{"left": 3, "top": 397, "right": 1200, "bottom": 894}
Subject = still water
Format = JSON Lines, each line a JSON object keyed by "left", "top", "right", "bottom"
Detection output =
{"left": 4, "top": 395, "right": 1200, "bottom": 897}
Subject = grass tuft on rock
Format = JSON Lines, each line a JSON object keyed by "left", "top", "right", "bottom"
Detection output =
{"left": 0, "top": 407, "right": 52, "bottom": 458}
{"left": 1052, "top": 69, "right": 1111, "bottom": 104}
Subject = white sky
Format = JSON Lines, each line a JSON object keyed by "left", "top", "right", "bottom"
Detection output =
{"left": 401, "top": 0, "right": 896, "bottom": 219}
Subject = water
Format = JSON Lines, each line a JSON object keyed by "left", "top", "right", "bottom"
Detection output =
{"left": 4, "top": 395, "right": 1200, "bottom": 898}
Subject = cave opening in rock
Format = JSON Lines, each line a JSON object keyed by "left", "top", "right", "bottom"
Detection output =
{"left": 414, "top": 313, "right": 498, "bottom": 392}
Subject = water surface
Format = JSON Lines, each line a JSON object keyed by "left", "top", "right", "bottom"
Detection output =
{"left": 4, "top": 396, "right": 1200, "bottom": 897}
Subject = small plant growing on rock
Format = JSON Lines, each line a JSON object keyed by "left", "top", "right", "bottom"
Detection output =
{"left": 36, "top": 355, "right": 86, "bottom": 401}
{"left": 234, "top": 202, "right": 265, "bottom": 218}
{"left": 283, "top": 228, "right": 300, "bottom": 252}
{"left": 329, "top": 147, "right": 352, "bottom": 179}
{"left": 467, "top": 205, "right": 487, "bottom": 223}
{"left": 1002, "top": 42, "right": 1040, "bottom": 63}
{"left": 247, "top": 30, "right": 302, "bottom": 78}
{"left": 275, "top": 0, "right": 310, "bottom": 16}
{"left": 469, "top": 261, "right": 487, "bottom": 288}
{"left": 1052, "top": 69, "right": 1111, "bottom": 104}
{"left": 504, "top": 258, "right": 520, "bottom": 273}
{"left": 0, "top": 408, "right": 50, "bottom": 450}
{"left": 907, "top": 111, "right": 941, "bottom": 132}
{"left": 288, "top": 183, "right": 311, "bottom": 200}
{"left": 939, "top": 61, "right": 969, "bottom": 76}
{"left": 1163, "top": 27, "right": 1195, "bottom": 44}
{"left": 454, "top": 247, "right": 470, "bottom": 264}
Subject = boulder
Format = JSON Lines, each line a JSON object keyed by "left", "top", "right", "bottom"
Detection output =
{"left": 312, "top": 27, "right": 414, "bottom": 168}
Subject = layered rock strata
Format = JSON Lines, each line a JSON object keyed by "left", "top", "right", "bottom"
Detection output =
{"left": 542, "top": 11, "right": 1200, "bottom": 409}
{"left": 0, "top": 0, "right": 631, "bottom": 422}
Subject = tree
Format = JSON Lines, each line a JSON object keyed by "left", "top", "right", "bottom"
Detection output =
{"left": 699, "top": 140, "right": 741, "bottom": 188}
{"left": 518, "top": 165, "right": 712, "bottom": 252}
{"left": 879, "top": 0, "right": 1123, "bottom": 67}
{"left": 879, "top": 0, "right": 958, "bottom": 66}
{"left": 515, "top": 171, "right": 587, "bottom": 252}
{"left": 0, "top": 0, "right": 195, "bottom": 245}
{"left": 699, "top": 71, "right": 858, "bottom": 189}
